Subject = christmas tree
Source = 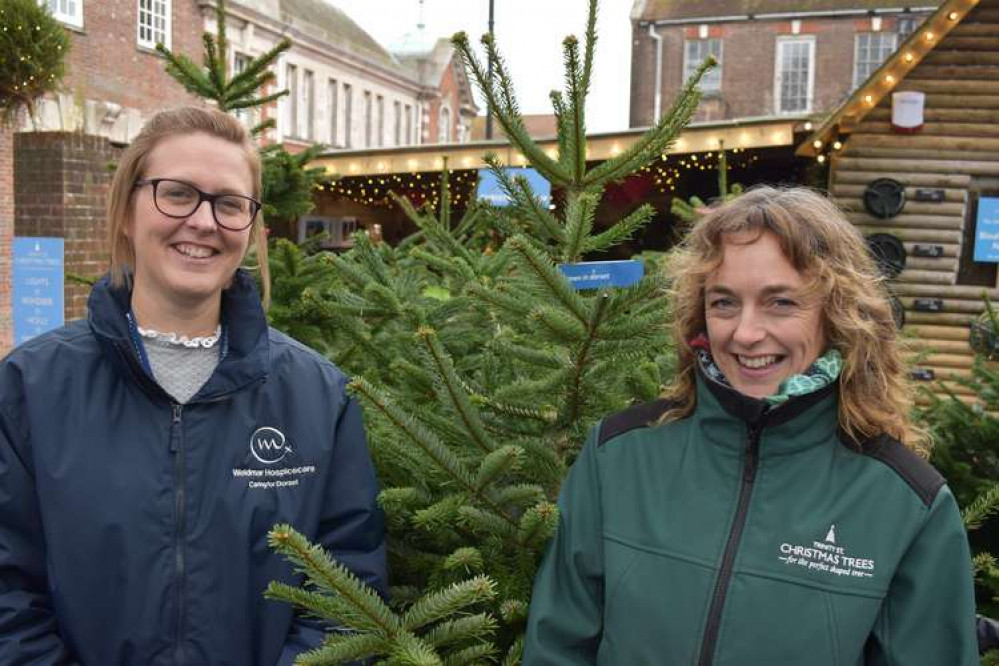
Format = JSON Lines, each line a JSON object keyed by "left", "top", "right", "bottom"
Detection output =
{"left": 264, "top": 1, "right": 714, "bottom": 663}
{"left": 0, "top": 0, "right": 70, "bottom": 126}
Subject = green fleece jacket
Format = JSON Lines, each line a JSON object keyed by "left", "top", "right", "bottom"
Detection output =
{"left": 523, "top": 374, "right": 978, "bottom": 665}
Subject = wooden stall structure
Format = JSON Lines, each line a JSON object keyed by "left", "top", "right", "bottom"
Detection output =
{"left": 800, "top": 0, "right": 999, "bottom": 400}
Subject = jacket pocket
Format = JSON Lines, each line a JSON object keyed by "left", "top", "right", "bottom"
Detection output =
{"left": 600, "top": 536, "right": 714, "bottom": 665}
{"left": 713, "top": 571, "right": 881, "bottom": 666}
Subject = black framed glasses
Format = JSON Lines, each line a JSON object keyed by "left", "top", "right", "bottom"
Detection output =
{"left": 135, "top": 178, "right": 262, "bottom": 231}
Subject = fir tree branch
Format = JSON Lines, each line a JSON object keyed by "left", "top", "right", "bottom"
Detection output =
{"left": 581, "top": 0, "right": 598, "bottom": 100}
{"left": 562, "top": 192, "right": 598, "bottom": 263}
{"left": 401, "top": 576, "right": 497, "bottom": 632}
{"left": 564, "top": 293, "right": 610, "bottom": 428}
{"left": 483, "top": 155, "right": 564, "bottom": 244}
{"left": 562, "top": 35, "right": 586, "bottom": 184}
{"left": 582, "top": 204, "right": 654, "bottom": 254}
{"left": 530, "top": 305, "right": 588, "bottom": 343}
{"left": 582, "top": 56, "right": 714, "bottom": 190}
{"left": 452, "top": 32, "right": 570, "bottom": 185}
{"left": 202, "top": 33, "right": 224, "bottom": 101}
{"left": 296, "top": 632, "right": 388, "bottom": 666}
{"left": 517, "top": 501, "right": 559, "bottom": 548}
{"left": 267, "top": 524, "right": 400, "bottom": 636}
{"left": 423, "top": 614, "right": 498, "bottom": 649}
{"left": 227, "top": 90, "right": 288, "bottom": 111}
{"left": 549, "top": 91, "right": 571, "bottom": 170}
{"left": 442, "top": 643, "right": 495, "bottom": 666}
{"left": 963, "top": 484, "right": 999, "bottom": 531}
{"left": 388, "top": 634, "right": 443, "bottom": 666}
{"left": 506, "top": 237, "right": 589, "bottom": 325}
{"left": 349, "top": 379, "right": 519, "bottom": 530}
{"left": 443, "top": 547, "right": 485, "bottom": 574}
{"left": 418, "top": 327, "right": 494, "bottom": 454}
{"left": 474, "top": 445, "right": 524, "bottom": 490}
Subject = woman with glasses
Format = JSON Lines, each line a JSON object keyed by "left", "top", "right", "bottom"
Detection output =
{"left": 0, "top": 107, "right": 386, "bottom": 665}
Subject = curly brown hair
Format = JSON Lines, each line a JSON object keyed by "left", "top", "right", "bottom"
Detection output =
{"left": 662, "top": 185, "right": 924, "bottom": 451}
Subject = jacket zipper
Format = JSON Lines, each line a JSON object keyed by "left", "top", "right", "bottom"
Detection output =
{"left": 170, "top": 403, "right": 186, "bottom": 666}
{"left": 696, "top": 421, "right": 763, "bottom": 666}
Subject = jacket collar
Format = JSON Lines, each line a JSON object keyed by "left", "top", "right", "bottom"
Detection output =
{"left": 693, "top": 366, "right": 840, "bottom": 457}
{"left": 88, "top": 269, "right": 270, "bottom": 400}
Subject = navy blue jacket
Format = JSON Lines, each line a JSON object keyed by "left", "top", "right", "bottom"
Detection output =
{"left": 0, "top": 271, "right": 387, "bottom": 665}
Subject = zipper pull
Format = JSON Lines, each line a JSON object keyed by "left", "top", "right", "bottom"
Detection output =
{"left": 170, "top": 404, "right": 182, "bottom": 452}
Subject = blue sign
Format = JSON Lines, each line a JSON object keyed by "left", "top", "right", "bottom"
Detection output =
{"left": 12, "top": 237, "right": 64, "bottom": 344}
{"left": 477, "top": 167, "right": 551, "bottom": 207}
{"left": 974, "top": 197, "right": 999, "bottom": 263}
{"left": 559, "top": 260, "right": 645, "bottom": 290}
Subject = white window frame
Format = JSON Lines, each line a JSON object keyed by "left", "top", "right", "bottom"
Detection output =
{"left": 303, "top": 69, "right": 315, "bottom": 140}
{"left": 343, "top": 82, "right": 353, "bottom": 148}
{"left": 231, "top": 52, "right": 254, "bottom": 127}
{"left": 376, "top": 94, "right": 384, "bottom": 147}
{"left": 774, "top": 36, "right": 815, "bottom": 114}
{"left": 284, "top": 63, "right": 298, "bottom": 139}
{"left": 137, "top": 0, "right": 171, "bottom": 50}
{"left": 328, "top": 79, "right": 339, "bottom": 146}
{"left": 853, "top": 32, "right": 898, "bottom": 88}
{"left": 404, "top": 104, "right": 413, "bottom": 145}
{"left": 683, "top": 38, "right": 723, "bottom": 91}
{"left": 42, "top": 0, "right": 83, "bottom": 29}
{"left": 363, "top": 90, "right": 372, "bottom": 147}
{"left": 438, "top": 104, "right": 451, "bottom": 143}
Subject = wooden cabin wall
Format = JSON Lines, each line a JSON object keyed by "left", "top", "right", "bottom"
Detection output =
{"left": 830, "top": 0, "right": 999, "bottom": 400}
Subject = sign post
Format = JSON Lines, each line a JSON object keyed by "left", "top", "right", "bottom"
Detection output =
{"left": 12, "top": 237, "right": 64, "bottom": 345}
{"left": 973, "top": 198, "right": 999, "bottom": 263}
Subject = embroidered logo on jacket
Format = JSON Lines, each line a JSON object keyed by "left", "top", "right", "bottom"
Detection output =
{"left": 231, "top": 426, "right": 318, "bottom": 490}
{"left": 778, "top": 525, "right": 875, "bottom": 579}
{"left": 249, "top": 426, "right": 290, "bottom": 464}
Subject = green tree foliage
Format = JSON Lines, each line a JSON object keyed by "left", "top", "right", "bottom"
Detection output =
{"left": 669, "top": 139, "right": 743, "bottom": 227}
{"left": 156, "top": 0, "right": 288, "bottom": 136}
{"left": 0, "top": 0, "right": 70, "bottom": 125}
{"left": 919, "top": 296, "right": 999, "bottom": 625}
{"left": 264, "top": 0, "right": 714, "bottom": 662}
{"left": 156, "top": 0, "right": 325, "bottom": 227}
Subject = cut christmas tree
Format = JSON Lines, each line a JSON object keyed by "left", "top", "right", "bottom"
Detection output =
{"left": 265, "top": 0, "right": 715, "bottom": 663}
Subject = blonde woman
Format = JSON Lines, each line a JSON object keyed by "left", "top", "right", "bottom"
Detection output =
{"left": 0, "top": 107, "right": 385, "bottom": 665}
{"left": 524, "top": 187, "right": 977, "bottom": 665}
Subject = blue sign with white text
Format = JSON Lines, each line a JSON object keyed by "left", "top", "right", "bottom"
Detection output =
{"left": 974, "top": 197, "right": 999, "bottom": 263}
{"left": 477, "top": 167, "right": 551, "bottom": 207}
{"left": 559, "top": 260, "right": 645, "bottom": 290}
{"left": 13, "top": 237, "right": 64, "bottom": 345}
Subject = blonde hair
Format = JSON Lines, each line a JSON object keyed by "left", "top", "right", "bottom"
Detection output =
{"left": 107, "top": 106, "right": 269, "bottom": 302}
{"left": 663, "top": 185, "right": 923, "bottom": 451}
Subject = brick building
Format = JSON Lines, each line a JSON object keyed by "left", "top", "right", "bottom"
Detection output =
{"left": 392, "top": 31, "right": 479, "bottom": 145}
{"left": 630, "top": 0, "right": 939, "bottom": 126}
{"left": 0, "top": 0, "right": 477, "bottom": 351}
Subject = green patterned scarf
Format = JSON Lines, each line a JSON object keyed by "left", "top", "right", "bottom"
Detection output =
{"left": 765, "top": 349, "right": 843, "bottom": 405}
{"left": 690, "top": 332, "right": 842, "bottom": 405}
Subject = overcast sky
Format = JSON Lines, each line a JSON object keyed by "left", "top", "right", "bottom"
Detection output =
{"left": 327, "top": 0, "right": 636, "bottom": 133}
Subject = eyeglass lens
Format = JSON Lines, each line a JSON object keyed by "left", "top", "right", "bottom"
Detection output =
{"left": 154, "top": 180, "right": 255, "bottom": 229}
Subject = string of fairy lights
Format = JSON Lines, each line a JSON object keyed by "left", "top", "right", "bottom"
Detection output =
{"left": 0, "top": 8, "right": 67, "bottom": 95}
{"left": 317, "top": 147, "right": 761, "bottom": 210}
{"left": 807, "top": 0, "right": 979, "bottom": 162}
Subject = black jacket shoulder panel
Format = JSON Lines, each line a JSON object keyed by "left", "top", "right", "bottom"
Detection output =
{"left": 861, "top": 433, "right": 945, "bottom": 507}
{"left": 598, "top": 399, "right": 678, "bottom": 446}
